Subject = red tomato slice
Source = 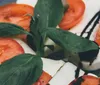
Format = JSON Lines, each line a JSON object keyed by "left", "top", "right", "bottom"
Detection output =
{"left": 59, "top": 0, "right": 85, "bottom": 30}
{"left": 0, "top": 38, "right": 24, "bottom": 63}
{"left": 0, "top": 3, "right": 34, "bottom": 41}
{"left": 0, "top": 3, "right": 33, "bottom": 31}
{"left": 69, "top": 75, "right": 99, "bottom": 85}
{"left": 95, "top": 25, "right": 100, "bottom": 46}
{"left": 33, "top": 71, "right": 52, "bottom": 85}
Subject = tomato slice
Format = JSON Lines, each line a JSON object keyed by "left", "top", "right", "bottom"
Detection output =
{"left": 0, "top": 3, "right": 34, "bottom": 41}
{"left": 59, "top": 0, "right": 85, "bottom": 30}
{"left": 95, "top": 25, "right": 100, "bottom": 46}
{"left": 69, "top": 75, "right": 99, "bottom": 85}
{"left": 0, "top": 38, "right": 24, "bottom": 63}
{"left": 33, "top": 71, "right": 52, "bottom": 85}
{"left": 0, "top": 3, "right": 34, "bottom": 31}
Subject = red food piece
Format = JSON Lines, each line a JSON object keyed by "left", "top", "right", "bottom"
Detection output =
{"left": 59, "top": 0, "right": 85, "bottom": 30}
{"left": 0, "top": 38, "right": 24, "bottom": 63}
{"left": 0, "top": 3, "right": 34, "bottom": 41}
{"left": 33, "top": 71, "right": 52, "bottom": 85}
{"left": 69, "top": 75, "right": 99, "bottom": 85}
{"left": 95, "top": 25, "right": 100, "bottom": 46}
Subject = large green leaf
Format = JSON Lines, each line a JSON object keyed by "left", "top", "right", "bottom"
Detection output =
{"left": 28, "top": 0, "right": 66, "bottom": 56}
{"left": 34, "top": 0, "right": 65, "bottom": 29}
{"left": 0, "top": 22, "right": 32, "bottom": 37}
{"left": 0, "top": 54, "right": 43, "bottom": 85}
{"left": 46, "top": 28, "right": 98, "bottom": 52}
{"left": 46, "top": 28, "right": 99, "bottom": 64}
{"left": 27, "top": 0, "right": 64, "bottom": 56}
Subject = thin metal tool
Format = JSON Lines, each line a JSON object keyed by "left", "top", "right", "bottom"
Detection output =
{"left": 80, "top": 10, "right": 100, "bottom": 39}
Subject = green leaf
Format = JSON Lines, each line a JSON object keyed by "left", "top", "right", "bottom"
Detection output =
{"left": 46, "top": 28, "right": 98, "bottom": 52}
{"left": 29, "top": 0, "right": 66, "bottom": 56}
{"left": 46, "top": 28, "right": 99, "bottom": 64}
{"left": 0, "top": 54, "right": 43, "bottom": 85}
{"left": 28, "top": 0, "right": 66, "bottom": 56}
{"left": 0, "top": 22, "right": 32, "bottom": 37}
{"left": 34, "top": 0, "right": 65, "bottom": 29}
{"left": 28, "top": 17, "right": 45, "bottom": 56}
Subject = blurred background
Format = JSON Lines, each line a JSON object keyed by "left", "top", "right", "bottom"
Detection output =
{"left": 0, "top": 0, "right": 17, "bottom": 5}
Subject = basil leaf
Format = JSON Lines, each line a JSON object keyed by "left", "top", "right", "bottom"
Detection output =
{"left": 46, "top": 28, "right": 98, "bottom": 52}
{"left": 0, "top": 23, "right": 32, "bottom": 37}
{"left": 28, "top": 17, "right": 45, "bottom": 56}
{"left": 28, "top": 0, "right": 66, "bottom": 56}
{"left": 46, "top": 28, "right": 99, "bottom": 64}
{"left": 34, "top": 0, "right": 65, "bottom": 28}
{"left": 0, "top": 54, "right": 43, "bottom": 85}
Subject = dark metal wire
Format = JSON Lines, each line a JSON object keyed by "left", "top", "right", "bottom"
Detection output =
{"left": 80, "top": 10, "right": 100, "bottom": 39}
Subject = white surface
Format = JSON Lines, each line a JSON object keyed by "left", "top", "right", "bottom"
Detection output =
{"left": 14, "top": 38, "right": 36, "bottom": 55}
{"left": 17, "top": 0, "right": 37, "bottom": 7}
{"left": 49, "top": 62, "right": 97, "bottom": 85}
{"left": 42, "top": 58, "right": 65, "bottom": 76}
{"left": 49, "top": 62, "right": 84, "bottom": 85}
{"left": 15, "top": 38, "right": 65, "bottom": 76}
